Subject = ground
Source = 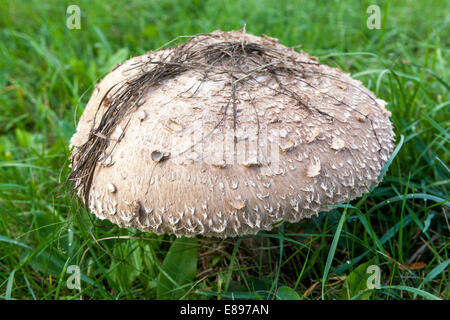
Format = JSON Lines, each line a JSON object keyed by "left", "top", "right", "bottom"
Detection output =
{"left": 0, "top": 0, "right": 448, "bottom": 300}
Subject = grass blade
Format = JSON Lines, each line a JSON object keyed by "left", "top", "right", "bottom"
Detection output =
{"left": 421, "top": 259, "right": 450, "bottom": 287}
{"left": 6, "top": 269, "right": 16, "bottom": 300}
{"left": 322, "top": 208, "right": 347, "bottom": 299}
{"left": 381, "top": 285, "right": 441, "bottom": 300}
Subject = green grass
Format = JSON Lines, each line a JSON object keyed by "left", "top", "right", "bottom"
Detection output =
{"left": 0, "top": 0, "right": 448, "bottom": 300}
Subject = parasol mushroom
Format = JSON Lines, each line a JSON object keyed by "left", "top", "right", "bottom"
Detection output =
{"left": 69, "top": 30, "right": 395, "bottom": 238}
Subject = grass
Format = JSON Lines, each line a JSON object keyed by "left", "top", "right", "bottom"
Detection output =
{"left": 0, "top": 0, "right": 448, "bottom": 300}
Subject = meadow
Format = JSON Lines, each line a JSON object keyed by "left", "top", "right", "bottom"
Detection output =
{"left": 0, "top": 0, "right": 448, "bottom": 300}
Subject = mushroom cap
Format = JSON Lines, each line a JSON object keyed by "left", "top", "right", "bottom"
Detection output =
{"left": 69, "top": 30, "right": 395, "bottom": 238}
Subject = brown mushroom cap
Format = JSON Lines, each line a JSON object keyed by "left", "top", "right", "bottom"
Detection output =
{"left": 69, "top": 30, "right": 395, "bottom": 238}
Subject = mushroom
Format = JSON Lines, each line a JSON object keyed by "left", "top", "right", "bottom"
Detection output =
{"left": 68, "top": 30, "right": 395, "bottom": 238}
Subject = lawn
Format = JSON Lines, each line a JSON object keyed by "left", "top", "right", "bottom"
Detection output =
{"left": 0, "top": 0, "right": 448, "bottom": 300}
